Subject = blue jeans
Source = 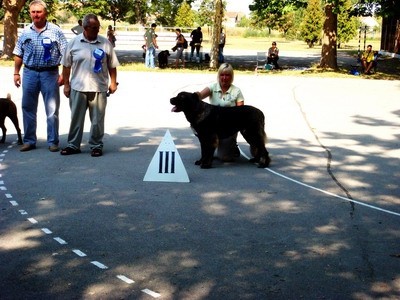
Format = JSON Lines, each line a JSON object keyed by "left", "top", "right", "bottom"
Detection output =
{"left": 22, "top": 67, "right": 60, "bottom": 146}
{"left": 145, "top": 46, "right": 156, "bottom": 68}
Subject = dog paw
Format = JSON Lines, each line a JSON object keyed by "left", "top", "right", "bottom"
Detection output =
{"left": 258, "top": 156, "right": 271, "bottom": 168}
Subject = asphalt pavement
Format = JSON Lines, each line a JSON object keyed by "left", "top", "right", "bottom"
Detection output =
{"left": 0, "top": 64, "right": 399, "bottom": 299}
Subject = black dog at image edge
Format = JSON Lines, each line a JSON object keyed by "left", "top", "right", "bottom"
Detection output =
{"left": 0, "top": 93, "right": 23, "bottom": 145}
{"left": 170, "top": 92, "right": 271, "bottom": 169}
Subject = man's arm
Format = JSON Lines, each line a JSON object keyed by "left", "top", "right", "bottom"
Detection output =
{"left": 62, "top": 66, "right": 72, "bottom": 98}
{"left": 13, "top": 56, "right": 23, "bottom": 88}
{"left": 108, "top": 67, "right": 118, "bottom": 94}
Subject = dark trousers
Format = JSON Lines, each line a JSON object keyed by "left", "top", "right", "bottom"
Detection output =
{"left": 267, "top": 55, "right": 279, "bottom": 68}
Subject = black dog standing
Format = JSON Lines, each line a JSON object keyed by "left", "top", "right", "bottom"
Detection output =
{"left": 158, "top": 50, "right": 170, "bottom": 68}
{"left": 0, "top": 94, "right": 23, "bottom": 145}
{"left": 170, "top": 92, "right": 271, "bottom": 169}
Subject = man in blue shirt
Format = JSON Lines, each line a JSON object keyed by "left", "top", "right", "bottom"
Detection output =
{"left": 13, "top": 0, "right": 67, "bottom": 152}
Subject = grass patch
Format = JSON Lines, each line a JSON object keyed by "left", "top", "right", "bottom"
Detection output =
{"left": 2, "top": 36, "right": 398, "bottom": 80}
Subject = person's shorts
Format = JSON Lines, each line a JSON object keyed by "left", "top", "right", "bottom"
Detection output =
{"left": 176, "top": 47, "right": 184, "bottom": 59}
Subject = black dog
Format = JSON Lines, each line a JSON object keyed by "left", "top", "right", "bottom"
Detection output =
{"left": 170, "top": 92, "right": 271, "bottom": 169}
{"left": 158, "top": 50, "right": 170, "bottom": 68}
{"left": 0, "top": 93, "right": 23, "bottom": 145}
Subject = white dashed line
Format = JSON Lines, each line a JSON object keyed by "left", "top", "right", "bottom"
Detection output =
{"left": 91, "top": 261, "right": 108, "bottom": 269}
{"left": 5, "top": 193, "right": 12, "bottom": 198}
{"left": 116, "top": 275, "right": 135, "bottom": 284}
{"left": 72, "top": 249, "right": 87, "bottom": 257}
{"left": 9, "top": 200, "right": 18, "bottom": 206}
{"left": 53, "top": 237, "right": 68, "bottom": 245}
{"left": 18, "top": 210, "right": 28, "bottom": 215}
{"left": 41, "top": 228, "right": 52, "bottom": 234}
{"left": 142, "top": 289, "right": 161, "bottom": 298}
{"left": 27, "top": 218, "right": 38, "bottom": 224}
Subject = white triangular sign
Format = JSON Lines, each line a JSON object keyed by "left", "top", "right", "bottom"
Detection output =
{"left": 143, "top": 130, "right": 190, "bottom": 183}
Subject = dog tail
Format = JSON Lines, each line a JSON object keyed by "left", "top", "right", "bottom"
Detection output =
{"left": 6, "top": 93, "right": 11, "bottom": 100}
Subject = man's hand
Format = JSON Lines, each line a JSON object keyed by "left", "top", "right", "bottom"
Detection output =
{"left": 63, "top": 84, "right": 71, "bottom": 98}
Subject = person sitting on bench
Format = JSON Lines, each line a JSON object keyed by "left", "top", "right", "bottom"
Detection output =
{"left": 267, "top": 41, "right": 279, "bottom": 69}
{"left": 361, "top": 44, "right": 375, "bottom": 74}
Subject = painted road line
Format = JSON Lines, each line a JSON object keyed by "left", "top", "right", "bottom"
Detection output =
{"left": 27, "top": 218, "right": 38, "bottom": 224}
{"left": 239, "top": 150, "right": 400, "bottom": 218}
{"left": 142, "top": 289, "right": 161, "bottom": 298}
{"left": 5, "top": 193, "right": 12, "bottom": 198}
{"left": 91, "top": 261, "right": 108, "bottom": 269}
{"left": 41, "top": 228, "right": 52, "bottom": 234}
{"left": 72, "top": 249, "right": 87, "bottom": 257}
{"left": 0, "top": 186, "right": 7, "bottom": 190}
{"left": 9, "top": 200, "right": 18, "bottom": 206}
{"left": 116, "top": 275, "right": 135, "bottom": 284}
{"left": 53, "top": 237, "right": 68, "bottom": 245}
{"left": 18, "top": 210, "right": 28, "bottom": 215}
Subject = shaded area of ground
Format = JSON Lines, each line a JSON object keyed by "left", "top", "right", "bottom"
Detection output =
{"left": 116, "top": 49, "right": 400, "bottom": 80}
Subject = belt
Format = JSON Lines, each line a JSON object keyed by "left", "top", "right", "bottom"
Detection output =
{"left": 25, "top": 65, "right": 59, "bottom": 72}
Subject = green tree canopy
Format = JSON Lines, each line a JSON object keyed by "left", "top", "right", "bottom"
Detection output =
{"left": 175, "top": 1, "right": 195, "bottom": 28}
{"left": 300, "top": 0, "right": 324, "bottom": 47}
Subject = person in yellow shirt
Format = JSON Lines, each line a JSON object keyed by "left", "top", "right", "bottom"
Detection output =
{"left": 361, "top": 44, "right": 375, "bottom": 74}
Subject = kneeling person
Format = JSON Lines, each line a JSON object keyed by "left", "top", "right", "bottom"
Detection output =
{"left": 197, "top": 63, "right": 244, "bottom": 161}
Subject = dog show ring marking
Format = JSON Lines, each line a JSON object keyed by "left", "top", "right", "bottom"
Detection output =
{"left": 143, "top": 130, "right": 190, "bottom": 183}
{"left": 239, "top": 149, "right": 400, "bottom": 217}
{"left": 0, "top": 142, "right": 162, "bottom": 298}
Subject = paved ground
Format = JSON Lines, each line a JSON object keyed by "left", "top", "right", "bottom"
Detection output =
{"left": 0, "top": 63, "right": 399, "bottom": 299}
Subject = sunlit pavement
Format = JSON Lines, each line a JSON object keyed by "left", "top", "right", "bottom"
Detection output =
{"left": 0, "top": 66, "right": 399, "bottom": 299}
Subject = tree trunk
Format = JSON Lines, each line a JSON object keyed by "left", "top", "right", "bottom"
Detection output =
{"left": 319, "top": 3, "right": 338, "bottom": 69}
{"left": 2, "top": 0, "right": 27, "bottom": 59}
{"left": 210, "top": 0, "right": 223, "bottom": 69}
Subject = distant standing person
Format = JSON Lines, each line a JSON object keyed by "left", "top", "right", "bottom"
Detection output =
{"left": 13, "top": 0, "right": 67, "bottom": 152}
{"left": 71, "top": 19, "right": 83, "bottom": 35}
{"left": 144, "top": 23, "right": 158, "bottom": 68}
{"left": 190, "top": 27, "right": 203, "bottom": 62}
{"left": 60, "top": 13, "right": 119, "bottom": 157}
{"left": 218, "top": 29, "right": 226, "bottom": 63}
{"left": 267, "top": 41, "right": 279, "bottom": 69}
{"left": 173, "top": 28, "right": 185, "bottom": 68}
{"left": 107, "top": 25, "right": 116, "bottom": 47}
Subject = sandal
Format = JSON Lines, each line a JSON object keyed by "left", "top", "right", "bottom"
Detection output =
{"left": 60, "top": 146, "right": 81, "bottom": 155}
{"left": 91, "top": 148, "right": 103, "bottom": 157}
